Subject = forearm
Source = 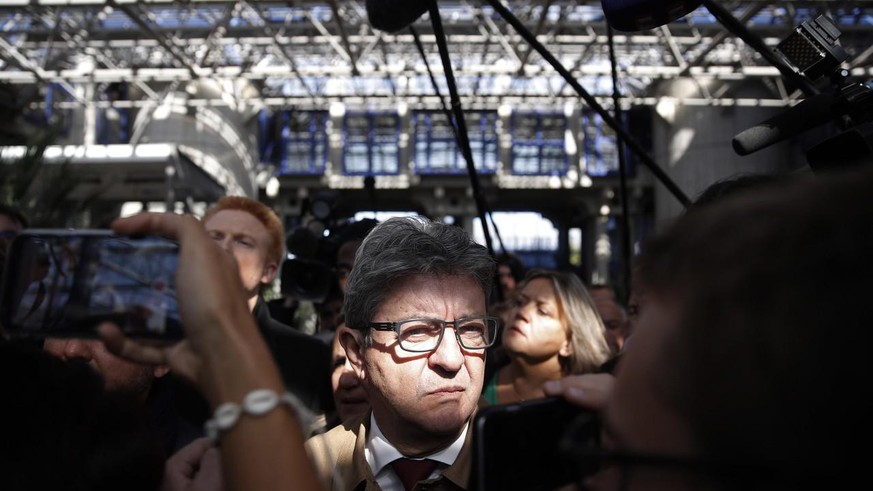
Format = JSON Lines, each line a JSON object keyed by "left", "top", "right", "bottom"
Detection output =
{"left": 201, "top": 310, "right": 324, "bottom": 491}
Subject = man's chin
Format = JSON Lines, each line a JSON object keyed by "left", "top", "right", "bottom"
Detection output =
{"left": 415, "top": 404, "right": 474, "bottom": 435}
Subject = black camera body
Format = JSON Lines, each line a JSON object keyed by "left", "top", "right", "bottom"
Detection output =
{"left": 280, "top": 257, "right": 336, "bottom": 302}
{"left": 280, "top": 218, "right": 379, "bottom": 303}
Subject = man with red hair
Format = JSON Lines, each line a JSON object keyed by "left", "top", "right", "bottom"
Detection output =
{"left": 202, "top": 196, "right": 332, "bottom": 413}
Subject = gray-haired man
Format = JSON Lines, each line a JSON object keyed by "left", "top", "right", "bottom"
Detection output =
{"left": 307, "top": 216, "right": 496, "bottom": 491}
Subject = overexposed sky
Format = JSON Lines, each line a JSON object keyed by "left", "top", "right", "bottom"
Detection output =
{"left": 473, "top": 212, "right": 558, "bottom": 251}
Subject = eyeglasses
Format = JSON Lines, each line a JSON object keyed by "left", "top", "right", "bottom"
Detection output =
{"left": 367, "top": 316, "right": 499, "bottom": 353}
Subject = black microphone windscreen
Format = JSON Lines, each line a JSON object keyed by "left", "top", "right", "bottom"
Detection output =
{"left": 366, "top": 0, "right": 429, "bottom": 33}
{"left": 732, "top": 92, "right": 839, "bottom": 156}
{"left": 602, "top": 0, "right": 703, "bottom": 31}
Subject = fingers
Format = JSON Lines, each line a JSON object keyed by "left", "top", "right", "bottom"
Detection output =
{"left": 98, "top": 322, "right": 168, "bottom": 366}
{"left": 111, "top": 212, "right": 199, "bottom": 243}
{"left": 162, "top": 438, "right": 216, "bottom": 491}
{"left": 562, "top": 386, "right": 595, "bottom": 408}
{"left": 170, "top": 437, "right": 215, "bottom": 470}
{"left": 192, "top": 447, "right": 225, "bottom": 491}
{"left": 543, "top": 373, "right": 614, "bottom": 411}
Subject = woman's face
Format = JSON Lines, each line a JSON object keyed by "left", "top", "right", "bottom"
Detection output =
{"left": 503, "top": 277, "right": 571, "bottom": 361}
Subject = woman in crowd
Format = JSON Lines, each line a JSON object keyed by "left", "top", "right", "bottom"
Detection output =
{"left": 482, "top": 269, "right": 612, "bottom": 405}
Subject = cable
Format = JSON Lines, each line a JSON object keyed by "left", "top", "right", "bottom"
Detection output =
{"left": 484, "top": 0, "right": 691, "bottom": 207}
{"left": 426, "top": 1, "right": 499, "bottom": 258}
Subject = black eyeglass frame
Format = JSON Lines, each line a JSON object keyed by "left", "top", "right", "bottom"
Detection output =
{"left": 367, "top": 316, "right": 500, "bottom": 353}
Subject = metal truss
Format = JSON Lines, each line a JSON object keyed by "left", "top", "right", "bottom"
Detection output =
{"left": 2, "top": 1, "right": 873, "bottom": 111}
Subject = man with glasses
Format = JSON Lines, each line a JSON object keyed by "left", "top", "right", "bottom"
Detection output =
{"left": 307, "top": 216, "right": 497, "bottom": 491}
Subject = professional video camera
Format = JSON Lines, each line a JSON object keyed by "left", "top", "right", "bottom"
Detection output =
{"left": 280, "top": 193, "right": 378, "bottom": 303}
{"left": 733, "top": 15, "right": 873, "bottom": 172}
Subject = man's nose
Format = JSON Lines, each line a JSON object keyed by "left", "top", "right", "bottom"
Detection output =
{"left": 216, "top": 236, "right": 233, "bottom": 252}
{"left": 428, "top": 328, "right": 465, "bottom": 372}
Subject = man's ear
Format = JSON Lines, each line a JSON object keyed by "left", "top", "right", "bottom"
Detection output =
{"left": 338, "top": 325, "right": 367, "bottom": 380}
{"left": 260, "top": 261, "right": 279, "bottom": 285}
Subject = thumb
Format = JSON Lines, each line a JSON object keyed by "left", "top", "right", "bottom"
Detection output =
{"left": 166, "top": 437, "right": 215, "bottom": 478}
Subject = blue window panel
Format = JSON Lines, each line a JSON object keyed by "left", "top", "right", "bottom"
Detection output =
{"left": 342, "top": 112, "right": 401, "bottom": 176}
{"left": 509, "top": 112, "right": 569, "bottom": 175}
{"left": 412, "top": 111, "right": 498, "bottom": 175}
{"left": 583, "top": 112, "right": 632, "bottom": 177}
{"left": 96, "top": 83, "right": 130, "bottom": 145}
{"left": 277, "top": 111, "right": 329, "bottom": 175}
{"left": 25, "top": 83, "right": 75, "bottom": 137}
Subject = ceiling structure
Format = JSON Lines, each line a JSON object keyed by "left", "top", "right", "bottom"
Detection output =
{"left": 2, "top": 1, "right": 871, "bottom": 278}
{"left": 1, "top": 1, "right": 873, "bottom": 113}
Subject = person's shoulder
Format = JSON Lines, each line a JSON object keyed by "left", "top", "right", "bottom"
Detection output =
{"left": 260, "top": 313, "right": 330, "bottom": 351}
{"left": 308, "top": 417, "right": 361, "bottom": 446}
{"left": 306, "top": 415, "right": 366, "bottom": 480}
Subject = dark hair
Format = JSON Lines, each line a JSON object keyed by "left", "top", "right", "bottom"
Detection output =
{"left": 344, "top": 216, "right": 495, "bottom": 331}
{"left": 637, "top": 169, "right": 873, "bottom": 487}
{"left": 0, "top": 341, "right": 164, "bottom": 491}
{"left": 689, "top": 173, "right": 782, "bottom": 211}
{"left": 0, "top": 203, "right": 28, "bottom": 229}
{"left": 496, "top": 252, "right": 525, "bottom": 282}
{"left": 335, "top": 218, "right": 379, "bottom": 247}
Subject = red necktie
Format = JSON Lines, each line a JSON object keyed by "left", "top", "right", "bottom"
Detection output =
{"left": 391, "top": 458, "right": 438, "bottom": 491}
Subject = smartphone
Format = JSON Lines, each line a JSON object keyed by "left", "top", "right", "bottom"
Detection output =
{"left": 470, "top": 396, "right": 599, "bottom": 491}
{"left": 0, "top": 230, "right": 183, "bottom": 340}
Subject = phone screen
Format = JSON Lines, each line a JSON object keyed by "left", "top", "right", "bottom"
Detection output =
{"left": 0, "top": 230, "right": 182, "bottom": 339}
{"left": 471, "top": 397, "right": 598, "bottom": 491}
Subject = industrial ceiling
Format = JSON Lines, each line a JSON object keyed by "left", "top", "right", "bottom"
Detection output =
{"left": 2, "top": 1, "right": 873, "bottom": 112}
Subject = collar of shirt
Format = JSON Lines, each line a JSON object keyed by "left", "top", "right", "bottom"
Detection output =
{"left": 365, "top": 413, "right": 469, "bottom": 491}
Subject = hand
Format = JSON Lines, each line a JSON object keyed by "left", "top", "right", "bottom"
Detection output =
{"left": 162, "top": 437, "right": 225, "bottom": 491}
{"left": 99, "top": 212, "right": 253, "bottom": 388}
{"left": 543, "top": 373, "right": 615, "bottom": 411}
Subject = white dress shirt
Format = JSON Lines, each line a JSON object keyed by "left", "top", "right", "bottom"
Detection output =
{"left": 365, "top": 413, "right": 469, "bottom": 491}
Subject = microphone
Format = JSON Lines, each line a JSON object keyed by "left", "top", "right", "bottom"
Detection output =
{"left": 602, "top": 0, "right": 703, "bottom": 31}
{"left": 732, "top": 92, "right": 840, "bottom": 156}
{"left": 366, "top": 0, "right": 428, "bottom": 33}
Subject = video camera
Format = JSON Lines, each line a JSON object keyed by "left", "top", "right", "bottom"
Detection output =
{"left": 280, "top": 200, "right": 378, "bottom": 303}
{"left": 733, "top": 15, "right": 873, "bottom": 172}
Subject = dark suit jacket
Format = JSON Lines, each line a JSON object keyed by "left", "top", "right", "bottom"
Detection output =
{"left": 146, "top": 374, "right": 208, "bottom": 457}
{"left": 254, "top": 297, "right": 334, "bottom": 414}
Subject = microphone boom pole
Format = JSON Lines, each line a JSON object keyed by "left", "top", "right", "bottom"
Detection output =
{"left": 607, "top": 23, "right": 633, "bottom": 302}
{"left": 409, "top": 24, "right": 508, "bottom": 256}
{"left": 426, "top": 0, "right": 500, "bottom": 259}
{"left": 483, "top": 0, "right": 691, "bottom": 207}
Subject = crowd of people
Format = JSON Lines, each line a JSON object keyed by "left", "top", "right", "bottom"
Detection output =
{"left": 1, "top": 163, "right": 870, "bottom": 491}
